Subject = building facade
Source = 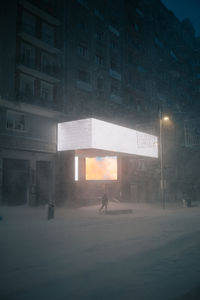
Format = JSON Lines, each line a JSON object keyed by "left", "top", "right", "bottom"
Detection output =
{"left": 1, "top": 0, "right": 200, "bottom": 206}
{"left": 0, "top": 0, "right": 64, "bottom": 206}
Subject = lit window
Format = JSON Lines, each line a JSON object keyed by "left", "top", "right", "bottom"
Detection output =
{"left": 6, "top": 111, "right": 26, "bottom": 131}
{"left": 42, "top": 23, "right": 55, "bottom": 46}
{"left": 40, "top": 81, "right": 54, "bottom": 102}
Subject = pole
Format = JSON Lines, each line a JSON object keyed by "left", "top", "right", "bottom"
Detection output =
{"left": 159, "top": 109, "right": 165, "bottom": 209}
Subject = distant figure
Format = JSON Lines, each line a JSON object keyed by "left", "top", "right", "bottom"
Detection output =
{"left": 99, "top": 193, "right": 108, "bottom": 212}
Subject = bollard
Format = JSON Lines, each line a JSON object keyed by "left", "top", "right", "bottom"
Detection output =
{"left": 47, "top": 203, "right": 55, "bottom": 220}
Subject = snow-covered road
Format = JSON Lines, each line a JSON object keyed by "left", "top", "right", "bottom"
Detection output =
{"left": 1, "top": 202, "right": 200, "bottom": 300}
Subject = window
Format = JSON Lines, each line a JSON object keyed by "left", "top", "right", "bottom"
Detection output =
{"left": 136, "top": 8, "right": 144, "bottom": 17}
{"left": 110, "top": 37, "right": 119, "bottom": 49}
{"left": 95, "top": 29, "right": 104, "bottom": 42}
{"left": 77, "top": 0, "right": 88, "bottom": 9}
{"left": 41, "top": 23, "right": 55, "bottom": 46}
{"left": 21, "top": 43, "right": 35, "bottom": 68}
{"left": 22, "top": 11, "right": 36, "bottom": 36}
{"left": 110, "top": 17, "right": 119, "bottom": 30}
{"left": 110, "top": 59, "right": 119, "bottom": 71}
{"left": 77, "top": 44, "right": 88, "bottom": 57}
{"left": 40, "top": 81, "right": 54, "bottom": 102}
{"left": 95, "top": 54, "right": 103, "bottom": 65}
{"left": 77, "top": 20, "right": 89, "bottom": 33}
{"left": 97, "top": 77, "right": 103, "bottom": 90}
{"left": 6, "top": 111, "right": 26, "bottom": 131}
{"left": 78, "top": 70, "right": 90, "bottom": 83}
{"left": 154, "top": 36, "right": 163, "bottom": 49}
{"left": 109, "top": 17, "right": 120, "bottom": 36}
{"left": 134, "top": 24, "right": 139, "bottom": 32}
{"left": 19, "top": 74, "right": 35, "bottom": 96}
{"left": 41, "top": 53, "right": 55, "bottom": 74}
{"left": 170, "top": 50, "right": 178, "bottom": 61}
{"left": 110, "top": 83, "right": 118, "bottom": 94}
{"left": 94, "top": 8, "right": 104, "bottom": 20}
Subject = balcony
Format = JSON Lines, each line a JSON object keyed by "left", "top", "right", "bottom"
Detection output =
{"left": 18, "top": 32, "right": 61, "bottom": 55}
{"left": 109, "top": 69, "right": 122, "bottom": 81}
{"left": 77, "top": 80, "right": 92, "bottom": 92}
{"left": 17, "top": 64, "right": 60, "bottom": 84}
{"left": 19, "top": 0, "right": 60, "bottom": 26}
{"left": 110, "top": 93, "right": 122, "bottom": 104}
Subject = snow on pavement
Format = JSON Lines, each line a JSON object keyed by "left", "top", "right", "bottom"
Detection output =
{"left": 1, "top": 202, "right": 200, "bottom": 300}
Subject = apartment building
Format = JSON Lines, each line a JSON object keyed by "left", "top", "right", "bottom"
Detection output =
{"left": 0, "top": 0, "right": 64, "bottom": 206}
{"left": 1, "top": 0, "right": 199, "bottom": 206}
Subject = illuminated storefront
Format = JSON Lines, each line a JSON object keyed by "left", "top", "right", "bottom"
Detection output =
{"left": 56, "top": 118, "right": 158, "bottom": 205}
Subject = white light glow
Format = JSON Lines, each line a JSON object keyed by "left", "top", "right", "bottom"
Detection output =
{"left": 58, "top": 118, "right": 158, "bottom": 158}
{"left": 75, "top": 156, "right": 78, "bottom": 181}
{"left": 163, "top": 116, "right": 169, "bottom": 121}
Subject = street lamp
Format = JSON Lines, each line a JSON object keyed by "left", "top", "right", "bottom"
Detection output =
{"left": 159, "top": 109, "right": 170, "bottom": 209}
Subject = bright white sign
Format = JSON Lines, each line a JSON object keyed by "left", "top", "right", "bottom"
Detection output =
{"left": 57, "top": 118, "right": 158, "bottom": 158}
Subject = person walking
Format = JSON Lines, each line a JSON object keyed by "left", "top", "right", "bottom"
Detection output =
{"left": 99, "top": 192, "right": 108, "bottom": 213}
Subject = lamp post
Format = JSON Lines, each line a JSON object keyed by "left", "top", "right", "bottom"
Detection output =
{"left": 159, "top": 109, "right": 169, "bottom": 209}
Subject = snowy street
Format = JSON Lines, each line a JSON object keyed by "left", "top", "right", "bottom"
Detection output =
{"left": 1, "top": 202, "right": 200, "bottom": 300}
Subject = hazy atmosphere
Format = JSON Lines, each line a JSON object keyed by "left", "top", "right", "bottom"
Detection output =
{"left": 1, "top": 0, "right": 200, "bottom": 299}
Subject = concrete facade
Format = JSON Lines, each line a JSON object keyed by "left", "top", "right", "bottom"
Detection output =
{"left": 0, "top": 0, "right": 64, "bottom": 206}
{"left": 0, "top": 0, "right": 200, "bottom": 206}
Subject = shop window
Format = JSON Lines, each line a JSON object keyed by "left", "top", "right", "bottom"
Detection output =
{"left": 6, "top": 111, "right": 26, "bottom": 131}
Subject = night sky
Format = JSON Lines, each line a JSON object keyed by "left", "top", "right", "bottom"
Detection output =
{"left": 161, "top": 0, "right": 200, "bottom": 36}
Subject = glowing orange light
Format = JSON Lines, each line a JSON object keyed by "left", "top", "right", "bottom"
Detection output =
{"left": 163, "top": 116, "right": 169, "bottom": 121}
{"left": 86, "top": 157, "right": 117, "bottom": 180}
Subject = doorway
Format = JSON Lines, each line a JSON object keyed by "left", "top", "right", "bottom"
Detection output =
{"left": 2, "top": 158, "right": 29, "bottom": 205}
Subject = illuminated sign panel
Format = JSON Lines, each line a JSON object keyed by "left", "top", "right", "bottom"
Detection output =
{"left": 58, "top": 118, "right": 158, "bottom": 158}
{"left": 86, "top": 156, "right": 117, "bottom": 180}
